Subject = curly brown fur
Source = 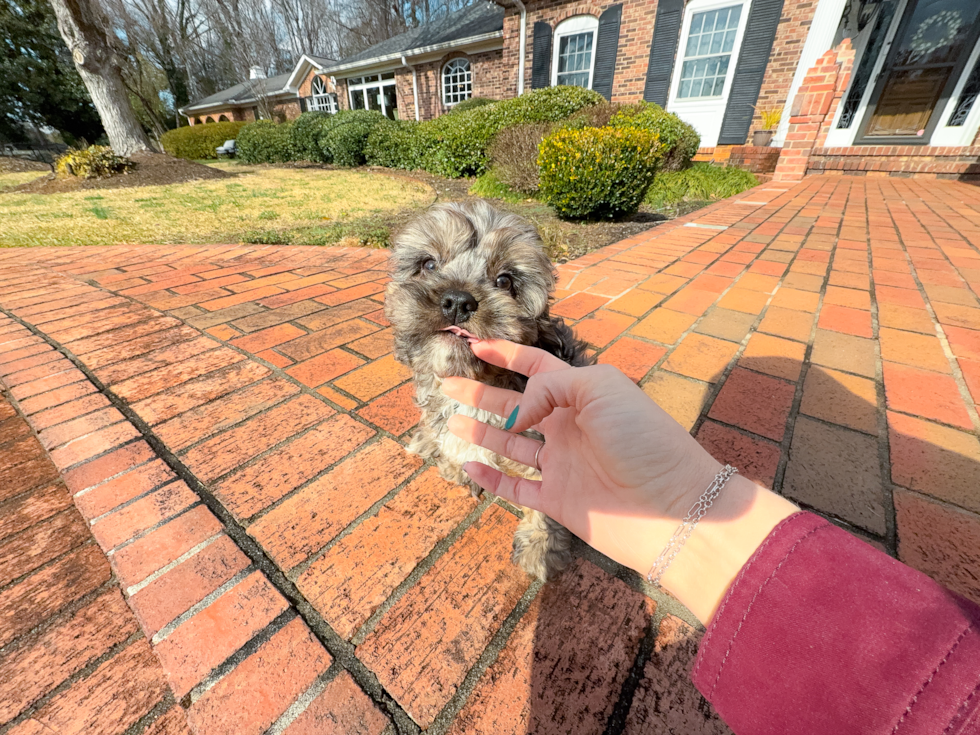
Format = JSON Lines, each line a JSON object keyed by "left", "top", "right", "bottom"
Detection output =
{"left": 385, "top": 200, "right": 591, "bottom": 582}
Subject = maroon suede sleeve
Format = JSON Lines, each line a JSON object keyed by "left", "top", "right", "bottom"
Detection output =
{"left": 691, "top": 512, "right": 980, "bottom": 735}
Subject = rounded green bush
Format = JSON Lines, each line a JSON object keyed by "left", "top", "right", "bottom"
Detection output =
{"left": 290, "top": 112, "right": 334, "bottom": 162}
{"left": 421, "top": 85, "right": 605, "bottom": 178}
{"left": 364, "top": 119, "right": 437, "bottom": 169}
{"left": 160, "top": 121, "right": 247, "bottom": 160}
{"left": 318, "top": 110, "right": 387, "bottom": 167}
{"left": 538, "top": 126, "right": 665, "bottom": 220}
{"left": 610, "top": 102, "right": 700, "bottom": 171}
{"left": 447, "top": 97, "right": 497, "bottom": 114}
{"left": 237, "top": 120, "right": 295, "bottom": 164}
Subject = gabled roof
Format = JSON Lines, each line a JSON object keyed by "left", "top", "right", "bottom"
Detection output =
{"left": 181, "top": 72, "right": 293, "bottom": 113}
{"left": 322, "top": 2, "right": 504, "bottom": 74}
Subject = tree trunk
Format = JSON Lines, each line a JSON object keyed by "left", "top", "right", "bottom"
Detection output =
{"left": 47, "top": 0, "right": 152, "bottom": 156}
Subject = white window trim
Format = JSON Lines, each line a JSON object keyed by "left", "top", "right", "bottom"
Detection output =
{"left": 825, "top": 0, "right": 980, "bottom": 148}
{"left": 666, "top": 0, "right": 752, "bottom": 148}
{"left": 551, "top": 15, "right": 599, "bottom": 88}
{"left": 346, "top": 73, "right": 398, "bottom": 118}
{"left": 442, "top": 58, "right": 473, "bottom": 106}
{"left": 308, "top": 77, "right": 338, "bottom": 113}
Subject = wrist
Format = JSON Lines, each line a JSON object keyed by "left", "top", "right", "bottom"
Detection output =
{"left": 655, "top": 475, "right": 798, "bottom": 626}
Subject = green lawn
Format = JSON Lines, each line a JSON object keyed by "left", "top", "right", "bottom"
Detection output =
{"left": 0, "top": 161, "right": 434, "bottom": 247}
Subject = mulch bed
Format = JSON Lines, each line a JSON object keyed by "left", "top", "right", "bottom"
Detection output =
{"left": 11, "top": 152, "right": 230, "bottom": 195}
{"left": 0, "top": 157, "right": 51, "bottom": 173}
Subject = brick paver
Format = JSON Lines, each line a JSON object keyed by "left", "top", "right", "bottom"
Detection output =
{"left": 2, "top": 175, "right": 980, "bottom": 733}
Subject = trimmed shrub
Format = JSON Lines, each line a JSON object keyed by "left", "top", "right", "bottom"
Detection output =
{"left": 562, "top": 102, "right": 622, "bottom": 131}
{"left": 318, "top": 109, "right": 387, "bottom": 167}
{"left": 160, "top": 121, "right": 247, "bottom": 160}
{"left": 538, "top": 126, "right": 664, "bottom": 220}
{"left": 645, "top": 162, "right": 758, "bottom": 207}
{"left": 422, "top": 85, "right": 605, "bottom": 178}
{"left": 55, "top": 146, "right": 134, "bottom": 178}
{"left": 610, "top": 102, "right": 700, "bottom": 171}
{"left": 364, "top": 119, "right": 437, "bottom": 170}
{"left": 237, "top": 120, "right": 295, "bottom": 163}
{"left": 290, "top": 112, "right": 333, "bottom": 162}
{"left": 447, "top": 97, "right": 497, "bottom": 114}
{"left": 488, "top": 122, "right": 554, "bottom": 193}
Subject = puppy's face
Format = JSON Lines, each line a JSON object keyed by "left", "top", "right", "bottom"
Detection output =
{"left": 385, "top": 201, "right": 555, "bottom": 379}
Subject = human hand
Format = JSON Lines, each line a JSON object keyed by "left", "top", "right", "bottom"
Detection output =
{"left": 443, "top": 339, "right": 798, "bottom": 624}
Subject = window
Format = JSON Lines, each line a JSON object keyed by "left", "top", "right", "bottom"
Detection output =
{"left": 552, "top": 16, "right": 599, "bottom": 88}
{"left": 677, "top": 5, "right": 742, "bottom": 99}
{"left": 443, "top": 59, "right": 472, "bottom": 105}
{"left": 347, "top": 73, "right": 399, "bottom": 119}
{"left": 308, "top": 77, "right": 338, "bottom": 113}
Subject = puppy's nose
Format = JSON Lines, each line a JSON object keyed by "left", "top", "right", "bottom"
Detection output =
{"left": 441, "top": 290, "right": 478, "bottom": 324}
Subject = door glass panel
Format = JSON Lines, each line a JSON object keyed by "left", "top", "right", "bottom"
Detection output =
{"left": 367, "top": 86, "right": 382, "bottom": 112}
{"left": 865, "top": 0, "right": 980, "bottom": 138}
{"left": 890, "top": 0, "right": 978, "bottom": 67}
{"left": 867, "top": 67, "right": 949, "bottom": 135}
{"left": 350, "top": 89, "right": 364, "bottom": 110}
{"left": 383, "top": 85, "right": 398, "bottom": 119}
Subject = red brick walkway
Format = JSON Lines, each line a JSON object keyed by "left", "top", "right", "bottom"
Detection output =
{"left": 1, "top": 175, "right": 979, "bottom": 733}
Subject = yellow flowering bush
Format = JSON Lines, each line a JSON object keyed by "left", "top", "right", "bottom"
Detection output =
{"left": 55, "top": 146, "right": 134, "bottom": 179}
{"left": 538, "top": 126, "right": 665, "bottom": 220}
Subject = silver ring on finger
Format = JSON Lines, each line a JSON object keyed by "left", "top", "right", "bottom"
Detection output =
{"left": 533, "top": 443, "right": 543, "bottom": 471}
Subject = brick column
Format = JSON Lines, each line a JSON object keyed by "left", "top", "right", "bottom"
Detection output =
{"left": 773, "top": 39, "right": 854, "bottom": 182}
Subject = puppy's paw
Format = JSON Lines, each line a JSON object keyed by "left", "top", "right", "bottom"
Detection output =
{"left": 513, "top": 511, "right": 573, "bottom": 583}
{"left": 467, "top": 479, "right": 484, "bottom": 499}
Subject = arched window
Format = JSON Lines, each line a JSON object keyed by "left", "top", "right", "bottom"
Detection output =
{"left": 442, "top": 58, "right": 472, "bottom": 105}
{"left": 552, "top": 16, "right": 599, "bottom": 88}
{"left": 204, "top": 116, "right": 215, "bottom": 123}
{"left": 309, "top": 76, "right": 338, "bottom": 113}
{"left": 192, "top": 117, "right": 201, "bottom": 125}
{"left": 218, "top": 114, "right": 230, "bottom": 122}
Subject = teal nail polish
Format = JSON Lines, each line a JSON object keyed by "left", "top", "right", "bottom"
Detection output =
{"left": 504, "top": 405, "right": 519, "bottom": 431}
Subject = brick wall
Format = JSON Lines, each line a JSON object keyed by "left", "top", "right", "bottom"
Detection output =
{"left": 397, "top": 49, "right": 512, "bottom": 121}
{"left": 187, "top": 107, "right": 259, "bottom": 126}
{"left": 772, "top": 39, "right": 854, "bottom": 182}
{"left": 807, "top": 146, "right": 980, "bottom": 179}
{"left": 749, "top": 0, "right": 819, "bottom": 139}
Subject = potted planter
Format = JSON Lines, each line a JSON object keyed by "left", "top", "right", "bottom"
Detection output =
{"left": 753, "top": 129, "right": 775, "bottom": 147}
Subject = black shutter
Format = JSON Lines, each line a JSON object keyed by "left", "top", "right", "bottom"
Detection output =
{"left": 718, "top": 0, "right": 785, "bottom": 144}
{"left": 643, "top": 0, "right": 684, "bottom": 106}
{"left": 531, "top": 21, "right": 553, "bottom": 89}
{"left": 299, "top": 97, "right": 308, "bottom": 113}
{"left": 591, "top": 5, "right": 623, "bottom": 100}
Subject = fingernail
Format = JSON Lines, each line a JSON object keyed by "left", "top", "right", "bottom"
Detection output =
{"left": 504, "top": 405, "right": 519, "bottom": 431}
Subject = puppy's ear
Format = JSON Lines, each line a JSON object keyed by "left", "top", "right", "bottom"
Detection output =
{"left": 533, "top": 314, "right": 594, "bottom": 367}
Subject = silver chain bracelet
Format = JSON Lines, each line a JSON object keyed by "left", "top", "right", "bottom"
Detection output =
{"left": 647, "top": 464, "right": 739, "bottom": 587}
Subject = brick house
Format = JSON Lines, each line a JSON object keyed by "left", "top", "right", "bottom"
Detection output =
{"left": 179, "top": 61, "right": 337, "bottom": 125}
{"left": 185, "top": 0, "right": 980, "bottom": 180}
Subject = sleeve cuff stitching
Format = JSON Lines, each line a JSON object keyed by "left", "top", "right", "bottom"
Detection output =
{"left": 708, "top": 522, "right": 829, "bottom": 701}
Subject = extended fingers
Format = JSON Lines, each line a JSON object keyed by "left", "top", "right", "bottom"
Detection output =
{"left": 448, "top": 414, "right": 542, "bottom": 469}
{"left": 442, "top": 377, "right": 521, "bottom": 418}
{"left": 462, "top": 462, "right": 544, "bottom": 511}
{"left": 470, "top": 339, "right": 570, "bottom": 377}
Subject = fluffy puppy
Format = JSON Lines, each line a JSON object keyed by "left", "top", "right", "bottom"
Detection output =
{"left": 385, "top": 200, "right": 591, "bottom": 582}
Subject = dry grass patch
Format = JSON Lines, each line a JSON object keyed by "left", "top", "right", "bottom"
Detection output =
{"left": 0, "top": 171, "right": 47, "bottom": 191}
{"left": 0, "top": 162, "right": 433, "bottom": 247}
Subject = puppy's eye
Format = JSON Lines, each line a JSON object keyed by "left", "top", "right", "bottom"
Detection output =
{"left": 495, "top": 274, "right": 513, "bottom": 291}
{"left": 421, "top": 258, "right": 437, "bottom": 274}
